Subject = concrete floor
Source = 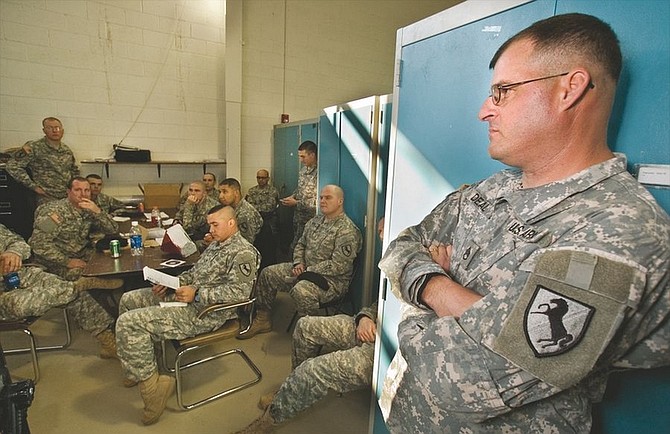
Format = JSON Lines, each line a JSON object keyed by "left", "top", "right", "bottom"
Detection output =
{"left": 1, "top": 292, "right": 371, "bottom": 433}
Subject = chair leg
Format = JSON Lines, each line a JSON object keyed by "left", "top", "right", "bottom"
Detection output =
{"left": 3, "top": 308, "right": 72, "bottom": 354}
{"left": 286, "top": 310, "right": 299, "bottom": 333}
{"left": 173, "top": 344, "right": 262, "bottom": 410}
{"left": 9, "top": 327, "right": 40, "bottom": 384}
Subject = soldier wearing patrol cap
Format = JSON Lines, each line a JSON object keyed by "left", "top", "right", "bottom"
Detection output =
{"left": 115, "top": 205, "right": 260, "bottom": 425}
{"left": 378, "top": 13, "right": 670, "bottom": 433}
{"left": 240, "top": 184, "right": 362, "bottom": 339}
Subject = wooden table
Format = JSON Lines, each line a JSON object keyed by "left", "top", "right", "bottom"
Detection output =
{"left": 82, "top": 245, "right": 198, "bottom": 279}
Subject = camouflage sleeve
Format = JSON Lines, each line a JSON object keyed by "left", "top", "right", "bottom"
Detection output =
{"left": 178, "top": 202, "right": 200, "bottom": 234}
{"left": 308, "top": 223, "right": 362, "bottom": 279}
{"left": 91, "top": 211, "right": 119, "bottom": 235}
{"left": 0, "top": 224, "right": 31, "bottom": 259}
{"left": 189, "top": 248, "right": 259, "bottom": 305}
{"left": 108, "top": 195, "right": 125, "bottom": 212}
{"left": 70, "top": 156, "right": 80, "bottom": 178}
{"left": 249, "top": 207, "right": 263, "bottom": 240}
{"left": 379, "top": 190, "right": 463, "bottom": 307}
{"left": 292, "top": 218, "right": 311, "bottom": 265}
{"left": 5, "top": 144, "right": 39, "bottom": 191}
{"left": 30, "top": 205, "right": 69, "bottom": 266}
{"left": 356, "top": 301, "right": 378, "bottom": 324}
{"left": 177, "top": 192, "right": 188, "bottom": 211}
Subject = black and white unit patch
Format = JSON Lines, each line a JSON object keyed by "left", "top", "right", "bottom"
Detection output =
{"left": 239, "top": 262, "right": 252, "bottom": 276}
{"left": 524, "top": 285, "right": 595, "bottom": 358}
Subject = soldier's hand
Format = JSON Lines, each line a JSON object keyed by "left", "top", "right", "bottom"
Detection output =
{"left": 0, "top": 251, "right": 22, "bottom": 274}
{"left": 67, "top": 258, "right": 87, "bottom": 269}
{"left": 187, "top": 194, "right": 200, "bottom": 204}
{"left": 356, "top": 316, "right": 377, "bottom": 343}
{"left": 175, "top": 286, "right": 196, "bottom": 303}
{"left": 152, "top": 284, "right": 168, "bottom": 298}
{"left": 428, "top": 243, "right": 452, "bottom": 273}
{"left": 291, "top": 263, "right": 305, "bottom": 276}
{"left": 78, "top": 198, "right": 101, "bottom": 214}
{"left": 202, "top": 233, "right": 213, "bottom": 244}
{"left": 280, "top": 196, "right": 297, "bottom": 207}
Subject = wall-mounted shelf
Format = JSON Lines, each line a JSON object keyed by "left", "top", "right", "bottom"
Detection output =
{"left": 80, "top": 160, "right": 226, "bottom": 178}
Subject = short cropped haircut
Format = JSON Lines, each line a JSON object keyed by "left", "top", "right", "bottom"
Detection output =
{"left": 42, "top": 117, "right": 62, "bottom": 127}
{"left": 298, "top": 140, "right": 317, "bottom": 156}
{"left": 68, "top": 176, "right": 89, "bottom": 189}
{"left": 86, "top": 174, "right": 103, "bottom": 181}
{"left": 490, "top": 13, "right": 622, "bottom": 82}
{"left": 219, "top": 178, "right": 241, "bottom": 191}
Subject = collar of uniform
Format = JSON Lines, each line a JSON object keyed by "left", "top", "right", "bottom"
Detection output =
{"left": 215, "top": 230, "right": 243, "bottom": 249}
{"left": 482, "top": 156, "right": 626, "bottom": 223}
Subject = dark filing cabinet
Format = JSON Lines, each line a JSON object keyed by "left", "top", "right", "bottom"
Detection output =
{"left": 0, "top": 161, "right": 35, "bottom": 240}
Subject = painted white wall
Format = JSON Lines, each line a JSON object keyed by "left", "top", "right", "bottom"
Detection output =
{"left": 0, "top": 0, "right": 460, "bottom": 198}
{"left": 239, "top": 0, "right": 460, "bottom": 194}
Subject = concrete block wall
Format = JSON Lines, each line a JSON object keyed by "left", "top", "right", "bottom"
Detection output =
{"left": 0, "top": 0, "right": 228, "bottom": 197}
{"left": 0, "top": 0, "right": 459, "bottom": 198}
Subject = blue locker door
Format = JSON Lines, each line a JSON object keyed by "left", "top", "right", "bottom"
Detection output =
{"left": 556, "top": 0, "right": 670, "bottom": 211}
{"left": 339, "top": 101, "right": 375, "bottom": 311}
{"left": 272, "top": 124, "right": 300, "bottom": 198}
{"left": 300, "top": 122, "right": 319, "bottom": 149}
{"left": 318, "top": 109, "right": 342, "bottom": 188}
{"left": 273, "top": 124, "right": 300, "bottom": 254}
{"left": 553, "top": 2, "right": 670, "bottom": 432}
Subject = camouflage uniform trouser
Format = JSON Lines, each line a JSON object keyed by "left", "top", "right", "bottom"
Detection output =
{"left": 0, "top": 266, "right": 77, "bottom": 320}
{"left": 115, "top": 288, "right": 223, "bottom": 382}
{"left": 0, "top": 266, "right": 112, "bottom": 336}
{"left": 257, "top": 262, "right": 341, "bottom": 315}
{"left": 270, "top": 314, "right": 374, "bottom": 423}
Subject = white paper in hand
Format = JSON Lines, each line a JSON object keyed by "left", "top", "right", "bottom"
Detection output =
{"left": 142, "top": 266, "right": 180, "bottom": 289}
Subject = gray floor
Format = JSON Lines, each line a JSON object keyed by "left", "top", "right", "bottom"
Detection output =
{"left": 2, "top": 292, "right": 371, "bottom": 433}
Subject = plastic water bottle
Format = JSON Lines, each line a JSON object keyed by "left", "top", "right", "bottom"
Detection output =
{"left": 151, "top": 206, "right": 162, "bottom": 228}
{"left": 130, "top": 221, "right": 144, "bottom": 256}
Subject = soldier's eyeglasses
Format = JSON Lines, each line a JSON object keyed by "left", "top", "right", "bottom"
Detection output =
{"left": 489, "top": 72, "right": 568, "bottom": 105}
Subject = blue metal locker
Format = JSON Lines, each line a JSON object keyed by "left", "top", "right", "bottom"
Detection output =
{"left": 319, "top": 96, "right": 390, "bottom": 312}
{"left": 272, "top": 119, "right": 319, "bottom": 255}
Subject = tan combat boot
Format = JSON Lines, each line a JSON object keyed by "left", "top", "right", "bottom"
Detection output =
{"left": 138, "top": 372, "right": 175, "bottom": 425}
{"left": 123, "top": 377, "right": 138, "bottom": 387}
{"left": 258, "top": 388, "right": 278, "bottom": 410}
{"left": 237, "top": 309, "right": 272, "bottom": 340}
{"left": 74, "top": 276, "right": 123, "bottom": 291}
{"left": 233, "top": 407, "right": 277, "bottom": 434}
{"left": 96, "top": 329, "right": 118, "bottom": 359}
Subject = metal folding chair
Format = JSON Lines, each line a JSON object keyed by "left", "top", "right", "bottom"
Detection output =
{"left": 160, "top": 297, "right": 262, "bottom": 410}
{"left": 0, "top": 308, "right": 72, "bottom": 383}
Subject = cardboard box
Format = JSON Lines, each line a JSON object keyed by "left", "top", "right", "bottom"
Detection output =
{"left": 139, "top": 183, "right": 182, "bottom": 210}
